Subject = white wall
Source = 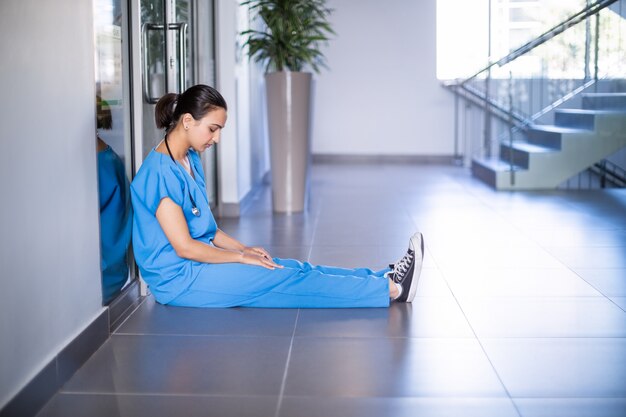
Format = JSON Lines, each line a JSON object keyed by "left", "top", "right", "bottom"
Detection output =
{"left": 216, "top": 0, "right": 270, "bottom": 211}
{"left": 222, "top": 0, "right": 448, "bottom": 205}
{"left": 0, "top": 0, "right": 104, "bottom": 409}
{"left": 235, "top": 4, "right": 252, "bottom": 201}
{"left": 313, "top": 0, "right": 455, "bottom": 156}
{"left": 246, "top": 8, "right": 271, "bottom": 189}
{"left": 215, "top": 0, "right": 240, "bottom": 206}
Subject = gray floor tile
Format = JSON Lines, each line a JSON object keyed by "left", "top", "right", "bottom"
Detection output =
{"left": 218, "top": 223, "right": 316, "bottom": 247}
{"left": 443, "top": 267, "right": 601, "bottom": 297}
{"left": 279, "top": 396, "right": 520, "bottom": 417}
{"left": 295, "top": 297, "right": 473, "bottom": 338}
{"left": 312, "top": 229, "right": 411, "bottom": 247}
{"left": 407, "top": 268, "right": 453, "bottom": 297}
{"left": 425, "top": 227, "right": 536, "bottom": 249}
{"left": 308, "top": 245, "right": 387, "bottom": 270}
{"left": 61, "top": 335, "right": 290, "bottom": 396}
{"left": 524, "top": 228, "right": 626, "bottom": 247}
{"left": 284, "top": 338, "right": 507, "bottom": 397}
{"left": 458, "top": 297, "right": 626, "bottom": 337}
{"left": 573, "top": 268, "right": 626, "bottom": 296}
{"left": 513, "top": 215, "right": 618, "bottom": 232}
{"left": 35, "top": 163, "right": 626, "bottom": 416}
{"left": 116, "top": 297, "right": 298, "bottom": 336}
{"left": 480, "top": 338, "right": 626, "bottom": 397}
{"left": 430, "top": 244, "right": 564, "bottom": 269}
{"left": 410, "top": 206, "right": 508, "bottom": 227}
{"left": 611, "top": 297, "right": 626, "bottom": 311}
{"left": 219, "top": 213, "right": 314, "bottom": 230}
{"left": 497, "top": 208, "right": 619, "bottom": 230}
{"left": 544, "top": 246, "right": 626, "bottom": 268}
{"left": 37, "top": 393, "right": 278, "bottom": 417}
{"left": 513, "top": 398, "right": 626, "bottom": 417}
{"left": 226, "top": 229, "right": 314, "bottom": 247}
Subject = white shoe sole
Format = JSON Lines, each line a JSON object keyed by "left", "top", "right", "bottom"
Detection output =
{"left": 405, "top": 232, "right": 424, "bottom": 303}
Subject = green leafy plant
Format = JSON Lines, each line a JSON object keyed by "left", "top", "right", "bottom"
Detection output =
{"left": 240, "top": 0, "right": 335, "bottom": 73}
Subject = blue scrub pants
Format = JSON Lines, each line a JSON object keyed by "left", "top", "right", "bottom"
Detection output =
{"left": 167, "top": 258, "right": 391, "bottom": 308}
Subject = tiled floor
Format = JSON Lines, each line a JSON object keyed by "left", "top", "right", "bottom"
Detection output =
{"left": 37, "top": 163, "right": 626, "bottom": 417}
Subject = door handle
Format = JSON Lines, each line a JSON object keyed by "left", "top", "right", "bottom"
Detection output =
{"left": 176, "top": 23, "right": 188, "bottom": 92}
{"left": 142, "top": 22, "right": 187, "bottom": 103}
{"left": 142, "top": 22, "right": 165, "bottom": 104}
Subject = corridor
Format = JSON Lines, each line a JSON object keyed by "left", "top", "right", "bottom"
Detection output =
{"left": 37, "top": 162, "right": 626, "bottom": 417}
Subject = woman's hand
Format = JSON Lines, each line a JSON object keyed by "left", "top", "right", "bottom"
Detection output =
{"left": 243, "top": 246, "right": 273, "bottom": 261}
{"left": 240, "top": 251, "right": 283, "bottom": 270}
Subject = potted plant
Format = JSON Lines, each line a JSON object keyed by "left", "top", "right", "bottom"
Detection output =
{"left": 241, "top": 0, "right": 334, "bottom": 213}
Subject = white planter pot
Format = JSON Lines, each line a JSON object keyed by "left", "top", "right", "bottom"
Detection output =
{"left": 265, "top": 71, "right": 312, "bottom": 213}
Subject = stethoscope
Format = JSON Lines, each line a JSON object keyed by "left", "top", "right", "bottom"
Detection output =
{"left": 164, "top": 136, "right": 201, "bottom": 217}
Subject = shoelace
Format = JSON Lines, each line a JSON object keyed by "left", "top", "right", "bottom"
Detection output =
{"left": 392, "top": 250, "right": 414, "bottom": 281}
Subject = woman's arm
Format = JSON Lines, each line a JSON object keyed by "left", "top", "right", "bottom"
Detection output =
{"left": 212, "top": 229, "right": 245, "bottom": 252}
{"left": 155, "top": 198, "right": 280, "bottom": 269}
{"left": 214, "top": 229, "right": 274, "bottom": 261}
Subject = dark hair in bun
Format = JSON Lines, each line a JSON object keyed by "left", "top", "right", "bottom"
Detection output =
{"left": 155, "top": 84, "right": 227, "bottom": 132}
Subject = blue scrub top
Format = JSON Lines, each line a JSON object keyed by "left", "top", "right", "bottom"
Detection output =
{"left": 130, "top": 148, "right": 218, "bottom": 303}
{"left": 98, "top": 146, "right": 132, "bottom": 303}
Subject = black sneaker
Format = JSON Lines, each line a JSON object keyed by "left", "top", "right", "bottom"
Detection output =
{"left": 389, "top": 232, "right": 424, "bottom": 303}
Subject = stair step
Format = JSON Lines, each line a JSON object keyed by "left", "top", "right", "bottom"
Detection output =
{"left": 504, "top": 141, "right": 557, "bottom": 153}
{"left": 527, "top": 124, "right": 589, "bottom": 149}
{"left": 471, "top": 157, "right": 525, "bottom": 188}
{"left": 474, "top": 157, "right": 525, "bottom": 171}
{"left": 582, "top": 93, "right": 626, "bottom": 111}
{"left": 554, "top": 110, "right": 596, "bottom": 130}
{"left": 470, "top": 93, "right": 626, "bottom": 190}
{"left": 500, "top": 141, "right": 557, "bottom": 169}
{"left": 610, "top": 2, "right": 626, "bottom": 19}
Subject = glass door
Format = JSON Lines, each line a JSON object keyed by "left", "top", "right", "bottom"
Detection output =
{"left": 93, "top": 0, "right": 135, "bottom": 305}
{"left": 140, "top": 0, "right": 218, "bottom": 207}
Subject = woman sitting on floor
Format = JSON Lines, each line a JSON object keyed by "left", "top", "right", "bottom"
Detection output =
{"left": 130, "top": 84, "right": 424, "bottom": 308}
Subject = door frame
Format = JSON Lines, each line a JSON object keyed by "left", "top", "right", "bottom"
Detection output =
{"left": 128, "top": 0, "right": 219, "bottom": 295}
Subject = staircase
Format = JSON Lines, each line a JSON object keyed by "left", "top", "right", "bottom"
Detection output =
{"left": 471, "top": 93, "right": 626, "bottom": 190}
{"left": 610, "top": 0, "right": 626, "bottom": 19}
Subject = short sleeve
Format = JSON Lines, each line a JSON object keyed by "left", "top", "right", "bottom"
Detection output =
{"left": 131, "top": 156, "right": 185, "bottom": 215}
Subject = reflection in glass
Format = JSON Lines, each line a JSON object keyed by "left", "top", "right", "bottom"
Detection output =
{"left": 97, "top": 98, "right": 132, "bottom": 304}
{"left": 94, "top": 0, "right": 133, "bottom": 304}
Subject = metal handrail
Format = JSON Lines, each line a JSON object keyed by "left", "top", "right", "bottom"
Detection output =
{"left": 592, "top": 160, "right": 626, "bottom": 187}
{"left": 460, "top": 0, "right": 618, "bottom": 85}
{"left": 480, "top": 74, "right": 603, "bottom": 149}
{"left": 444, "top": 0, "right": 623, "bottom": 176}
{"left": 529, "top": 78, "right": 598, "bottom": 122}
{"left": 452, "top": 83, "right": 527, "bottom": 126}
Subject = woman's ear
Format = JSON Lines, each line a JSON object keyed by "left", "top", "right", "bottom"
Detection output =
{"left": 182, "top": 113, "right": 193, "bottom": 130}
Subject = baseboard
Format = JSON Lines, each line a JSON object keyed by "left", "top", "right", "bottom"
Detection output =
{"left": 0, "top": 360, "right": 58, "bottom": 417}
{"left": 312, "top": 154, "right": 456, "bottom": 164}
{"left": 108, "top": 279, "right": 142, "bottom": 331}
{"left": 217, "top": 202, "right": 240, "bottom": 217}
{"left": 0, "top": 310, "right": 109, "bottom": 417}
{"left": 217, "top": 170, "right": 271, "bottom": 218}
{"left": 261, "top": 170, "right": 271, "bottom": 185}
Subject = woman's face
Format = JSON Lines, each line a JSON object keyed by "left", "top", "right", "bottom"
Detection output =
{"left": 185, "top": 108, "right": 227, "bottom": 152}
